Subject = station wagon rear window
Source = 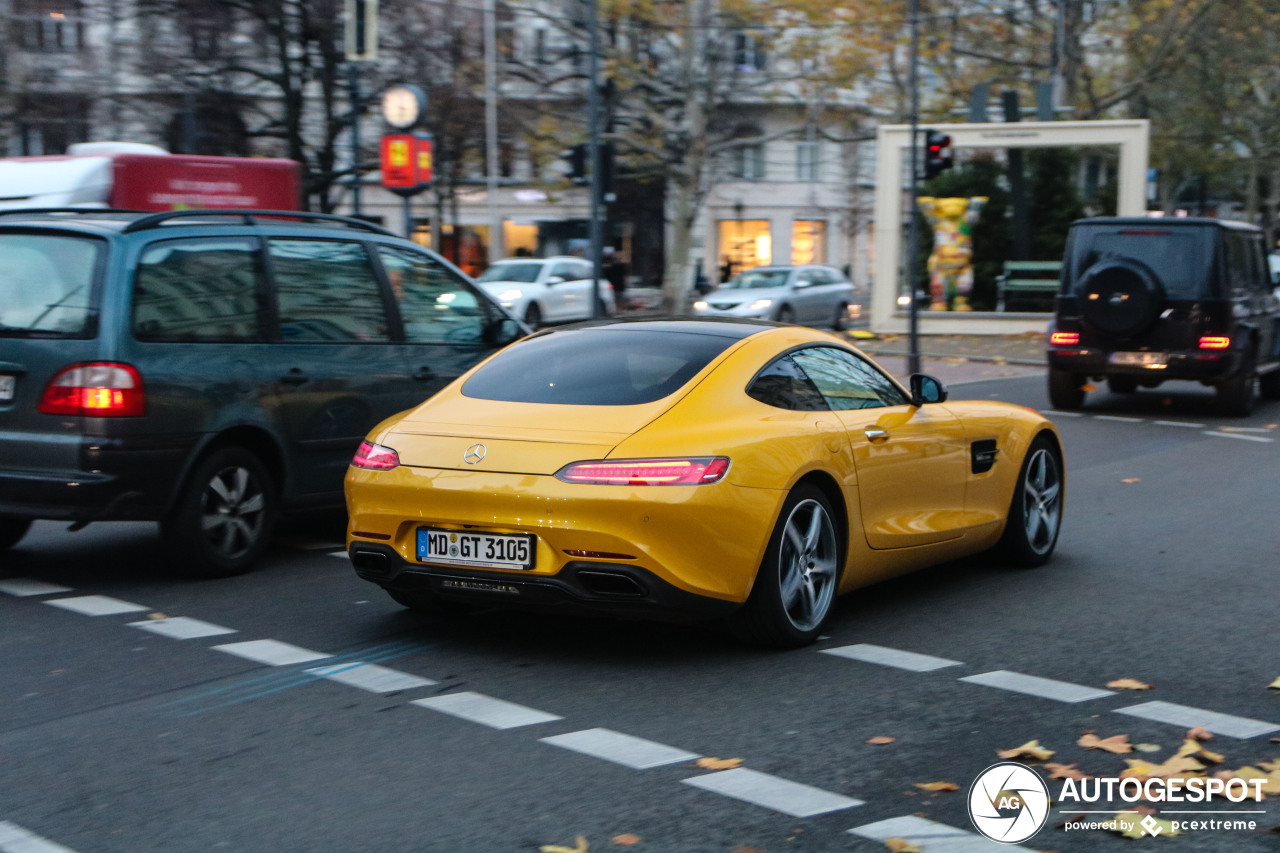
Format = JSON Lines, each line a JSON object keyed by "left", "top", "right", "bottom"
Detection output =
{"left": 0, "top": 233, "right": 100, "bottom": 337}
{"left": 462, "top": 329, "right": 736, "bottom": 405}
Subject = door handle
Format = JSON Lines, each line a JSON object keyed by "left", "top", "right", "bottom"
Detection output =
{"left": 864, "top": 428, "right": 890, "bottom": 443}
{"left": 279, "top": 369, "right": 309, "bottom": 386}
{"left": 412, "top": 367, "right": 435, "bottom": 382}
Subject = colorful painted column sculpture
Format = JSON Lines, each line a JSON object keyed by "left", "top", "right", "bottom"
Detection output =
{"left": 918, "top": 196, "right": 988, "bottom": 311}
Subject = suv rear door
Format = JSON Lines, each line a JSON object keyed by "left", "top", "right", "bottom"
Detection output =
{"left": 265, "top": 237, "right": 410, "bottom": 496}
{"left": 0, "top": 229, "right": 107, "bottom": 481}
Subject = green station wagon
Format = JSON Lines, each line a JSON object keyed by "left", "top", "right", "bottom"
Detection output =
{"left": 0, "top": 209, "right": 523, "bottom": 576}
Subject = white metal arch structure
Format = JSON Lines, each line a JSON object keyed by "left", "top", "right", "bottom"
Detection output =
{"left": 871, "top": 119, "right": 1150, "bottom": 334}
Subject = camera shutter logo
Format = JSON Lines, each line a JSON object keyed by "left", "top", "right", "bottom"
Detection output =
{"left": 968, "top": 762, "right": 1051, "bottom": 843}
{"left": 463, "top": 443, "right": 487, "bottom": 464}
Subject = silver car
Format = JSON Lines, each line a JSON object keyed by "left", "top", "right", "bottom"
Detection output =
{"left": 693, "top": 265, "right": 860, "bottom": 330}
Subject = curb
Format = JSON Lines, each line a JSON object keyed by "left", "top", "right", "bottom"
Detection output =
{"left": 856, "top": 349, "right": 1047, "bottom": 368}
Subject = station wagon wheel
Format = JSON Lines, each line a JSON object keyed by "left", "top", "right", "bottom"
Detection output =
{"left": 998, "top": 435, "right": 1063, "bottom": 568}
{"left": 730, "top": 484, "right": 841, "bottom": 647}
{"left": 163, "top": 446, "right": 277, "bottom": 578}
{"left": 0, "top": 517, "right": 32, "bottom": 551}
{"left": 831, "top": 303, "right": 849, "bottom": 332}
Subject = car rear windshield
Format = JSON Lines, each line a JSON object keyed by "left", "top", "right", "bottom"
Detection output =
{"left": 477, "top": 262, "right": 542, "bottom": 284}
{"left": 1068, "top": 226, "right": 1216, "bottom": 300}
{"left": 0, "top": 232, "right": 101, "bottom": 337}
{"left": 462, "top": 328, "right": 737, "bottom": 405}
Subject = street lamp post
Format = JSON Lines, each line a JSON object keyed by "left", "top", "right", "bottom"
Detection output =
{"left": 906, "top": 0, "right": 922, "bottom": 376}
{"left": 587, "top": 0, "right": 604, "bottom": 318}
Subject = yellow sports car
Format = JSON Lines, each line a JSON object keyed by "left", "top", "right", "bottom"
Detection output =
{"left": 345, "top": 319, "right": 1063, "bottom": 647}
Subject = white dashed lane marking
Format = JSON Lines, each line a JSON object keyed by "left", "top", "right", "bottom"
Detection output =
{"left": 0, "top": 579, "right": 73, "bottom": 597}
{"left": 849, "top": 815, "right": 1039, "bottom": 852}
{"left": 541, "top": 728, "right": 700, "bottom": 769}
{"left": 682, "top": 767, "right": 863, "bottom": 818}
{"left": 128, "top": 616, "right": 237, "bottom": 640}
{"left": 959, "top": 670, "right": 1114, "bottom": 703}
{"left": 1153, "top": 420, "right": 1204, "bottom": 428}
{"left": 305, "top": 662, "right": 436, "bottom": 693}
{"left": 1093, "top": 414, "right": 1143, "bottom": 423}
{"left": 1114, "top": 701, "right": 1280, "bottom": 740}
{"left": 1204, "top": 431, "right": 1273, "bottom": 443}
{"left": 212, "top": 639, "right": 331, "bottom": 666}
{"left": 0, "top": 821, "right": 79, "bottom": 853}
{"left": 412, "top": 691, "right": 562, "bottom": 729}
{"left": 820, "top": 643, "right": 962, "bottom": 672}
{"left": 44, "top": 595, "right": 148, "bottom": 617}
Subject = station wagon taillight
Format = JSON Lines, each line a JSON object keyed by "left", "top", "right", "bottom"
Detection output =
{"left": 352, "top": 441, "right": 400, "bottom": 470}
{"left": 38, "top": 363, "right": 145, "bottom": 417}
{"left": 554, "top": 457, "right": 730, "bottom": 486}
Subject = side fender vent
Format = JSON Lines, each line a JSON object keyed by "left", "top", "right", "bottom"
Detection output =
{"left": 971, "top": 439, "right": 998, "bottom": 475}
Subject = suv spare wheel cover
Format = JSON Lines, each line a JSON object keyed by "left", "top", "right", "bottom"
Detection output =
{"left": 1075, "top": 258, "right": 1165, "bottom": 338}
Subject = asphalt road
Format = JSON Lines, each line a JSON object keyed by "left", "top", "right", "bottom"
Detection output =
{"left": 1, "top": 373, "right": 1277, "bottom": 853}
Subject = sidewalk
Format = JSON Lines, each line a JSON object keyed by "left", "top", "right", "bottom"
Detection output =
{"left": 849, "top": 331, "right": 1047, "bottom": 367}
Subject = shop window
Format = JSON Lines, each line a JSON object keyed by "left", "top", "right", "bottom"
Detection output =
{"left": 792, "top": 221, "right": 826, "bottom": 265}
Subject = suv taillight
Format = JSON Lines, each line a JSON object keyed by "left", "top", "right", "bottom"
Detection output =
{"left": 1198, "top": 336, "right": 1230, "bottom": 350}
{"left": 38, "top": 363, "right": 145, "bottom": 417}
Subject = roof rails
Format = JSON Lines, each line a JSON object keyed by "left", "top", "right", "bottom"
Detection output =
{"left": 120, "top": 209, "right": 397, "bottom": 237}
{"left": 0, "top": 207, "right": 143, "bottom": 218}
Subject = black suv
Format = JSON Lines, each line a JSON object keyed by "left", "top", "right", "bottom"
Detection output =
{"left": 0, "top": 209, "right": 523, "bottom": 575}
{"left": 1047, "top": 217, "right": 1280, "bottom": 416}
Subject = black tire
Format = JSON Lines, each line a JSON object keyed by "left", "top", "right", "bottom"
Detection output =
{"left": 1076, "top": 258, "right": 1164, "bottom": 338}
{"left": 831, "top": 303, "right": 849, "bottom": 332}
{"left": 523, "top": 303, "right": 542, "bottom": 331}
{"left": 387, "top": 588, "right": 474, "bottom": 616}
{"left": 0, "top": 517, "right": 32, "bottom": 551}
{"left": 1107, "top": 375, "right": 1138, "bottom": 395}
{"left": 776, "top": 305, "right": 796, "bottom": 324}
{"left": 1048, "top": 368, "right": 1086, "bottom": 410}
{"left": 1260, "top": 368, "right": 1280, "bottom": 401}
{"left": 162, "top": 446, "right": 277, "bottom": 578}
{"left": 1217, "top": 362, "right": 1256, "bottom": 417}
{"left": 997, "top": 434, "right": 1064, "bottom": 568}
{"left": 728, "top": 484, "right": 841, "bottom": 648}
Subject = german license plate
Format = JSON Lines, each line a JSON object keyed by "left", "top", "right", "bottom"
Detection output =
{"left": 1110, "top": 351, "right": 1167, "bottom": 366}
{"left": 0, "top": 375, "right": 13, "bottom": 402}
{"left": 417, "top": 527, "right": 535, "bottom": 571}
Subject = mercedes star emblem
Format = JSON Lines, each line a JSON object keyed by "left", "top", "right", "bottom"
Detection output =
{"left": 463, "top": 443, "right": 487, "bottom": 464}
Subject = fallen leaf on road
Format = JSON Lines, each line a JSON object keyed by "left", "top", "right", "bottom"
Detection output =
{"left": 1079, "top": 733, "right": 1134, "bottom": 754}
{"left": 148, "top": 612, "right": 167, "bottom": 620}
{"left": 997, "top": 739, "right": 1055, "bottom": 760}
{"left": 1136, "top": 743, "right": 1162, "bottom": 753}
{"left": 694, "top": 757, "right": 742, "bottom": 770}
{"left": 1082, "top": 383, "right": 1097, "bottom": 392}
{"left": 540, "top": 836, "right": 588, "bottom": 853}
{"left": 1106, "top": 678, "right": 1152, "bottom": 690}
{"left": 610, "top": 834, "right": 640, "bottom": 846}
{"left": 1045, "top": 763, "right": 1090, "bottom": 780}
{"left": 1213, "top": 767, "right": 1277, "bottom": 797}
{"left": 1176, "top": 739, "right": 1223, "bottom": 763}
{"left": 1269, "top": 676, "right": 1280, "bottom": 691}
{"left": 884, "top": 839, "right": 923, "bottom": 852}
{"left": 1121, "top": 478, "right": 1141, "bottom": 484}
{"left": 866, "top": 736, "right": 896, "bottom": 745}
{"left": 1187, "top": 727, "right": 1213, "bottom": 741}
{"left": 914, "top": 782, "right": 959, "bottom": 792}
{"left": 1121, "top": 754, "right": 1206, "bottom": 779}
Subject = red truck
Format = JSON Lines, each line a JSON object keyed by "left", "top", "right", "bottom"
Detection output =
{"left": 0, "top": 142, "right": 301, "bottom": 211}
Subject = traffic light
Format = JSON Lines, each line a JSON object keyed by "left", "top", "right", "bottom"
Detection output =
{"left": 561, "top": 143, "right": 587, "bottom": 181}
{"left": 924, "top": 129, "right": 953, "bottom": 179}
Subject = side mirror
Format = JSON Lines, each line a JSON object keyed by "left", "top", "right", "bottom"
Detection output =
{"left": 545, "top": 275, "right": 565, "bottom": 285}
{"left": 485, "top": 317, "right": 524, "bottom": 346}
{"left": 909, "top": 373, "right": 948, "bottom": 405}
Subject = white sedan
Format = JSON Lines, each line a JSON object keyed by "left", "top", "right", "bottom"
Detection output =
{"left": 476, "top": 257, "right": 615, "bottom": 329}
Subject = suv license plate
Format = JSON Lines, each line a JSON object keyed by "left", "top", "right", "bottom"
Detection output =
{"left": 1110, "top": 352, "right": 1167, "bottom": 366}
{"left": 0, "top": 375, "right": 13, "bottom": 401}
{"left": 417, "top": 528, "right": 535, "bottom": 571}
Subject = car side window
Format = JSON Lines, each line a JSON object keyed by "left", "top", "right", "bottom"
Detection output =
{"left": 573, "top": 261, "right": 593, "bottom": 280}
{"left": 270, "top": 239, "right": 390, "bottom": 342}
{"left": 377, "top": 246, "right": 493, "bottom": 344}
{"left": 791, "top": 346, "right": 908, "bottom": 410}
{"left": 132, "top": 238, "right": 262, "bottom": 342}
{"left": 549, "top": 262, "right": 575, "bottom": 280}
{"left": 746, "top": 354, "right": 829, "bottom": 411}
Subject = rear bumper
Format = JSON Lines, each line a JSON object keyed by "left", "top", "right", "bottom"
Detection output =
{"left": 349, "top": 543, "right": 740, "bottom": 621}
{"left": 1047, "top": 347, "right": 1243, "bottom": 381}
{"left": 0, "top": 437, "right": 191, "bottom": 521}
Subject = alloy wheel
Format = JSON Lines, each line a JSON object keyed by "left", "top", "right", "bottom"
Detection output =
{"left": 200, "top": 465, "right": 267, "bottom": 559}
{"left": 1021, "top": 448, "right": 1062, "bottom": 555}
{"left": 777, "top": 498, "right": 838, "bottom": 631}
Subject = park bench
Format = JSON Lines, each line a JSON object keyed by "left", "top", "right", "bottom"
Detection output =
{"left": 996, "top": 260, "right": 1062, "bottom": 311}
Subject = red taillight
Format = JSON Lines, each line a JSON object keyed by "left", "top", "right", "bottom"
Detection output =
{"left": 1050, "top": 331, "right": 1080, "bottom": 346}
{"left": 352, "top": 441, "right": 400, "bottom": 470}
{"left": 38, "top": 363, "right": 145, "bottom": 417}
{"left": 554, "top": 457, "right": 730, "bottom": 486}
{"left": 1199, "top": 336, "right": 1230, "bottom": 350}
